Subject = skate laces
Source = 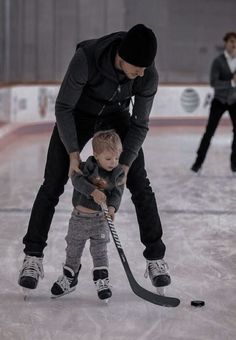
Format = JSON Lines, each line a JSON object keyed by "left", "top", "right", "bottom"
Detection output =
{"left": 95, "top": 278, "right": 111, "bottom": 292}
{"left": 144, "top": 259, "right": 169, "bottom": 279}
{"left": 55, "top": 274, "right": 74, "bottom": 292}
{"left": 21, "top": 255, "right": 44, "bottom": 279}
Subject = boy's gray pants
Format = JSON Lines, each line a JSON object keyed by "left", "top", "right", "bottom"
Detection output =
{"left": 65, "top": 209, "right": 110, "bottom": 273}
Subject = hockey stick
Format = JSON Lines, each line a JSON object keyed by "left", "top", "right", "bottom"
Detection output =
{"left": 101, "top": 204, "right": 180, "bottom": 307}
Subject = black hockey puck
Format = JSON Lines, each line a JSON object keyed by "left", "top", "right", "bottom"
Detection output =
{"left": 191, "top": 300, "right": 205, "bottom": 307}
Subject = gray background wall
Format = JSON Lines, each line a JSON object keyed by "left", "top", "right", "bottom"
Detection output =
{"left": 0, "top": 0, "right": 235, "bottom": 84}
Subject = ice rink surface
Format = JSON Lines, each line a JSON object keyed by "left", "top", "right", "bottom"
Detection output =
{"left": 0, "top": 126, "right": 235, "bottom": 340}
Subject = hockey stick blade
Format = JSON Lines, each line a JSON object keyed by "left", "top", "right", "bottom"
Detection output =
{"left": 101, "top": 204, "right": 180, "bottom": 307}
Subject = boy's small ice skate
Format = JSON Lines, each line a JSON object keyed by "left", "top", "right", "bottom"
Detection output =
{"left": 93, "top": 267, "right": 112, "bottom": 303}
{"left": 51, "top": 265, "right": 81, "bottom": 298}
{"left": 18, "top": 255, "right": 44, "bottom": 299}
{"left": 144, "top": 259, "right": 171, "bottom": 295}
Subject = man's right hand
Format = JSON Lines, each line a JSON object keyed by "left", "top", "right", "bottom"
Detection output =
{"left": 233, "top": 73, "right": 236, "bottom": 86}
{"left": 69, "top": 151, "right": 82, "bottom": 177}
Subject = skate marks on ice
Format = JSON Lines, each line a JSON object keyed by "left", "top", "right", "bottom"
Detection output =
{"left": 0, "top": 132, "right": 236, "bottom": 339}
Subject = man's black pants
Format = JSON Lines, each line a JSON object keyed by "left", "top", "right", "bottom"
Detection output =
{"left": 23, "top": 112, "right": 166, "bottom": 260}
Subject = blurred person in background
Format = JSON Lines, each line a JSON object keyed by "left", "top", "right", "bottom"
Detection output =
{"left": 18, "top": 24, "right": 171, "bottom": 293}
{"left": 191, "top": 32, "right": 236, "bottom": 173}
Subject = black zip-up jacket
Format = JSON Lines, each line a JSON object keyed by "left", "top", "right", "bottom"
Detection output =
{"left": 55, "top": 31, "right": 158, "bottom": 166}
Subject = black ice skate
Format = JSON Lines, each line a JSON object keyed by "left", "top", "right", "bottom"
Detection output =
{"left": 51, "top": 264, "right": 81, "bottom": 298}
{"left": 18, "top": 255, "right": 44, "bottom": 289}
{"left": 231, "top": 163, "right": 236, "bottom": 173}
{"left": 191, "top": 160, "right": 202, "bottom": 173}
{"left": 145, "top": 259, "right": 171, "bottom": 295}
{"left": 93, "top": 267, "right": 112, "bottom": 301}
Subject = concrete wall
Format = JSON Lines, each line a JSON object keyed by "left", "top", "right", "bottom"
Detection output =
{"left": 0, "top": 0, "right": 125, "bottom": 82}
{"left": 125, "top": 0, "right": 236, "bottom": 83}
{"left": 0, "top": 0, "right": 235, "bottom": 83}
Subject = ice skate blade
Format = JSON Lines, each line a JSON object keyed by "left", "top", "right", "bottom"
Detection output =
{"left": 156, "top": 287, "right": 165, "bottom": 296}
{"left": 191, "top": 167, "right": 202, "bottom": 176}
{"left": 22, "top": 287, "right": 34, "bottom": 300}
{"left": 97, "top": 296, "right": 110, "bottom": 304}
{"left": 195, "top": 169, "right": 202, "bottom": 176}
{"left": 51, "top": 287, "right": 76, "bottom": 299}
{"left": 100, "top": 298, "right": 110, "bottom": 304}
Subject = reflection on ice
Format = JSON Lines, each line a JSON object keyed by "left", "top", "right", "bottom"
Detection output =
{"left": 0, "top": 128, "right": 235, "bottom": 340}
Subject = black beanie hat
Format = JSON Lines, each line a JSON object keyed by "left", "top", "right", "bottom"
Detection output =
{"left": 118, "top": 24, "right": 157, "bottom": 67}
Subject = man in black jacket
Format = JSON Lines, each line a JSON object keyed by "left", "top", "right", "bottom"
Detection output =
{"left": 191, "top": 32, "right": 236, "bottom": 173}
{"left": 18, "top": 24, "right": 171, "bottom": 291}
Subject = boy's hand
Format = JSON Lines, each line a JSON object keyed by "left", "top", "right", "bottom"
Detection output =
{"left": 108, "top": 206, "right": 116, "bottom": 221}
{"left": 91, "top": 189, "right": 107, "bottom": 205}
{"left": 69, "top": 151, "right": 82, "bottom": 177}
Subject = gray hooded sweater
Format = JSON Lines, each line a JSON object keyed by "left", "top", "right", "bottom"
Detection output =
{"left": 71, "top": 156, "right": 125, "bottom": 212}
{"left": 55, "top": 31, "right": 158, "bottom": 167}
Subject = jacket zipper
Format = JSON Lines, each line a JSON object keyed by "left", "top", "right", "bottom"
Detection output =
{"left": 97, "top": 85, "right": 121, "bottom": 116}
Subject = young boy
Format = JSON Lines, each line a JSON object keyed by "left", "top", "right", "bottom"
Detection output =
{"left": 51, "top": 130, "right": 124, "bottom": 300}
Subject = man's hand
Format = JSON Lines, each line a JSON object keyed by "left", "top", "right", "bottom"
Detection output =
{"left": 232, "top": 73, "right": 236, "bottom": 86}
{"left": 108, "top": 206, "right": 116, "bottom": 221}
{"left": 69, "top": 151, "right": 81, "bottom": 177}
{"left": 91, "top": 189, "right": 107, "bottom": 205}
{"left": 118, "top": 164, "right": 130, "bottom": 185}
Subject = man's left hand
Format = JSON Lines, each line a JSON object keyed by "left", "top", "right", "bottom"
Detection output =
{"left": 69, "top": 151, "right": 82, "bottom": 177}
{"left": 118, "top": 164, "right": 129, "bottom": 185}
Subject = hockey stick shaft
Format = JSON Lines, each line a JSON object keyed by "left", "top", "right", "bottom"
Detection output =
{"left": 101, "top": 204, "right": 180, "bottom": 307}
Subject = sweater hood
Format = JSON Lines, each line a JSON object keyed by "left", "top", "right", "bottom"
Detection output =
{"left": 94, "top": 31, "right": 125, "bottom": 82}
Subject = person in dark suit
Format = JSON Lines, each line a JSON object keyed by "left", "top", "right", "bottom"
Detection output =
{"left": 191, "top": 32, "right": 236, "bottom": 173}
